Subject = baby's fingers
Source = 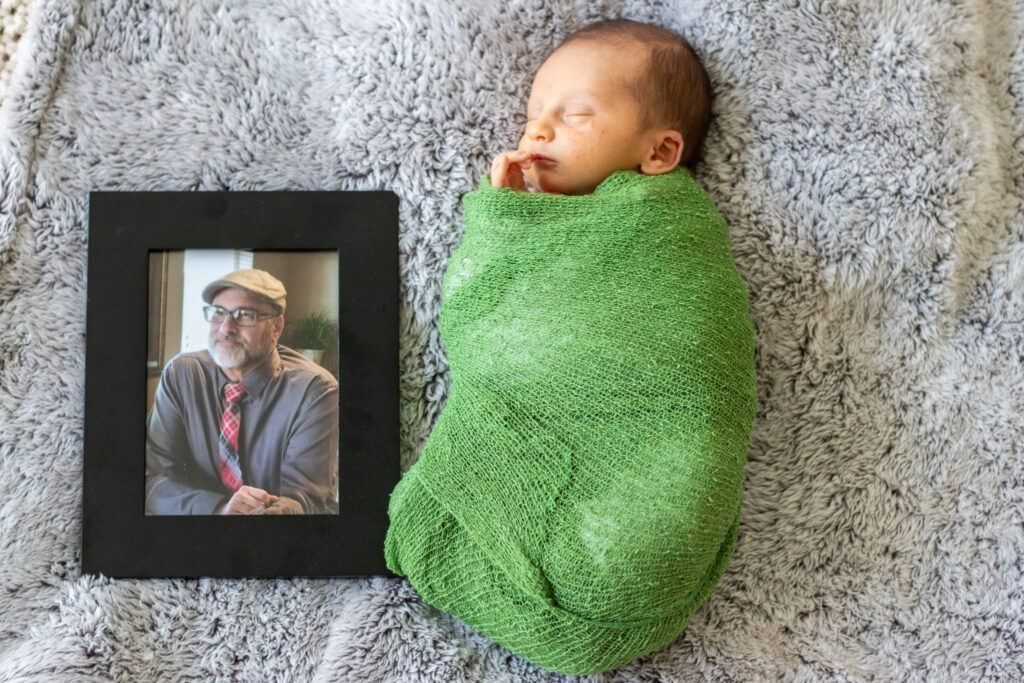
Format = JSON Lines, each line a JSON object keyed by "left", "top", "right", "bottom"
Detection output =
{"left": 490, "top": 151, "right": 519, "bottom": 184}
{"left": 490, "top": 151, "right": 529, "bottom": 190}
{"left": 490, "top": 154, "right": 509, "bottom": 186}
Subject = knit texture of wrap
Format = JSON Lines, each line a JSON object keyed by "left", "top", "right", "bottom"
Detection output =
{"left": 385, "top": 167, "right": 758, "bottom": 675}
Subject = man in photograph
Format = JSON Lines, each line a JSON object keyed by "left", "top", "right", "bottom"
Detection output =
{"left": 145, "top": 269, "right": 339, "bottom": 515}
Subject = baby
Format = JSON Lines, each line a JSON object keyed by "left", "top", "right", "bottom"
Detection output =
{"left": 489, "top": 18, "right": 713, "bottom": 195}
{"left": 386, "top": 19, "right": 757, "bottom": 676}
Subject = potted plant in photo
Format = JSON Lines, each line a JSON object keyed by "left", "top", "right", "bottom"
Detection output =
{"left": 287, "top": 310, "right": 337, "bottom": 366}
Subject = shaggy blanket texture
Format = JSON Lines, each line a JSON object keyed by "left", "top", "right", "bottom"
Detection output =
{"left": 1, "top": 0, "right": 1022, "bottom": 680}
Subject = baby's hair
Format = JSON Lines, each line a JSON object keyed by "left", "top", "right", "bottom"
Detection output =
{"left": 557, "top": 19, "right": 713, "bottom": 169}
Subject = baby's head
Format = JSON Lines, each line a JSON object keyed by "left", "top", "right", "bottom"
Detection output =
{"left": 519, "top": 19, "right": 712, "bottom": 195}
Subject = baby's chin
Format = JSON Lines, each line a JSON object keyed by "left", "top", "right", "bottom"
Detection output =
{"left": 522, "top": 168, "right": 548, "bottom": 193}
{"left": 525, "top": 168, "right": 592, "bottom": 196}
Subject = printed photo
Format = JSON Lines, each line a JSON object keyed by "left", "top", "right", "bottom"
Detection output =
{"left": 146, "top": 250, "right": 340, "bottom": 516}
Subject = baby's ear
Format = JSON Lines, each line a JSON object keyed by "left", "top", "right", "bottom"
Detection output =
{"left": 640, "top": 130, "right": 684, "bottom": 175}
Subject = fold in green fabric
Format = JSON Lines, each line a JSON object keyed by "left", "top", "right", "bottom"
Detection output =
{"left": 385, "top": 167, "right": 758, "bottom": 675}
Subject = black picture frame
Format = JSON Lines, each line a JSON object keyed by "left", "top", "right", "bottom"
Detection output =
{"left": 83, "top": 191, "right": 400, "bottom": 578}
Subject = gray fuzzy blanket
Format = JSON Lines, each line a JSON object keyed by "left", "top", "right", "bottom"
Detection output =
{"left": 2, "top": 0, "right": 1023, "bottom": 680}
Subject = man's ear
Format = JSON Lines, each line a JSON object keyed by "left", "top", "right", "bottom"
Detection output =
{"left": 639, "top": 130, "right": 684, "bottom": 175}
{"left": 272, "top": 315, "right": 285, "bottom": 342}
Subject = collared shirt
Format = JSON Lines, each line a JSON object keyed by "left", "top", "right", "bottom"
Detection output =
{"left": 145, "top": 345, "right": 339, "bottom": 515}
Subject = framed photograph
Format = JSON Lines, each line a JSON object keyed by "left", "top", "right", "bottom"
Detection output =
{"left": 83, "top": 191, "right": 399, "bottom": 578}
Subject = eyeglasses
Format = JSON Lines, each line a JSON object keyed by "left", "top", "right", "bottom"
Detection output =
{"left": 203, "top": 305, "right": 279, "bottom": 327}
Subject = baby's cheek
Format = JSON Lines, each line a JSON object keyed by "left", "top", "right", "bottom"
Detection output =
{"left": 565, "top": 132, "right": 592, "bottom": 161}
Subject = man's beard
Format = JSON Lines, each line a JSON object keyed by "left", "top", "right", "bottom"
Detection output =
{"left": 208, "top": 328, "right": 273, "bottom": 370}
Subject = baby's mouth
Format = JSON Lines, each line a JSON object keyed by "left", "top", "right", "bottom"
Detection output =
{"left": 529, "top": 154, "right": 555, "bottom": 164}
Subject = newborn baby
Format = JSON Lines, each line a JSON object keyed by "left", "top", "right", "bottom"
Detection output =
{"left": 489, "top": 17, "right": 709, "bottom": 194}
{"left": 385, "top": 19, "right": 757, "bottom": 676}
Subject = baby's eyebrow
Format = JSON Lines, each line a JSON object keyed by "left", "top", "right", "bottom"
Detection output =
{"left": 527, "top": 90, "right": 601, "bottom": 111}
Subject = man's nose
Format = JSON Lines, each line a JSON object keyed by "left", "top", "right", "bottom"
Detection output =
{"left": 216, "top": 314, "right": 239, "bottom": 332}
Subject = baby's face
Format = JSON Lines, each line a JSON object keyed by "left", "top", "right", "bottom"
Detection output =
{"left": 519, "top": 40, "right": 658, "bottom": 195}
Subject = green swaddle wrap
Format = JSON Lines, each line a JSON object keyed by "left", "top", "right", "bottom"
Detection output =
{"left": 385, "top": 167, "right": 757, "bottom": 674}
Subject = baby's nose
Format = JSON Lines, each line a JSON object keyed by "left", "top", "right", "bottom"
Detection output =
{"left": 526, "top": 118, "right": 552, "bottom": 141}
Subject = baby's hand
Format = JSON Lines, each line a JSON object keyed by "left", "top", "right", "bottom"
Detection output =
{"left": 490, "top": 150, "right": 532, "bottom": 191}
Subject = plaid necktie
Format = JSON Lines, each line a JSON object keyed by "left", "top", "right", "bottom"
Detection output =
{"left": 218, "top": 382, "right": 245, "bottom": 492}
